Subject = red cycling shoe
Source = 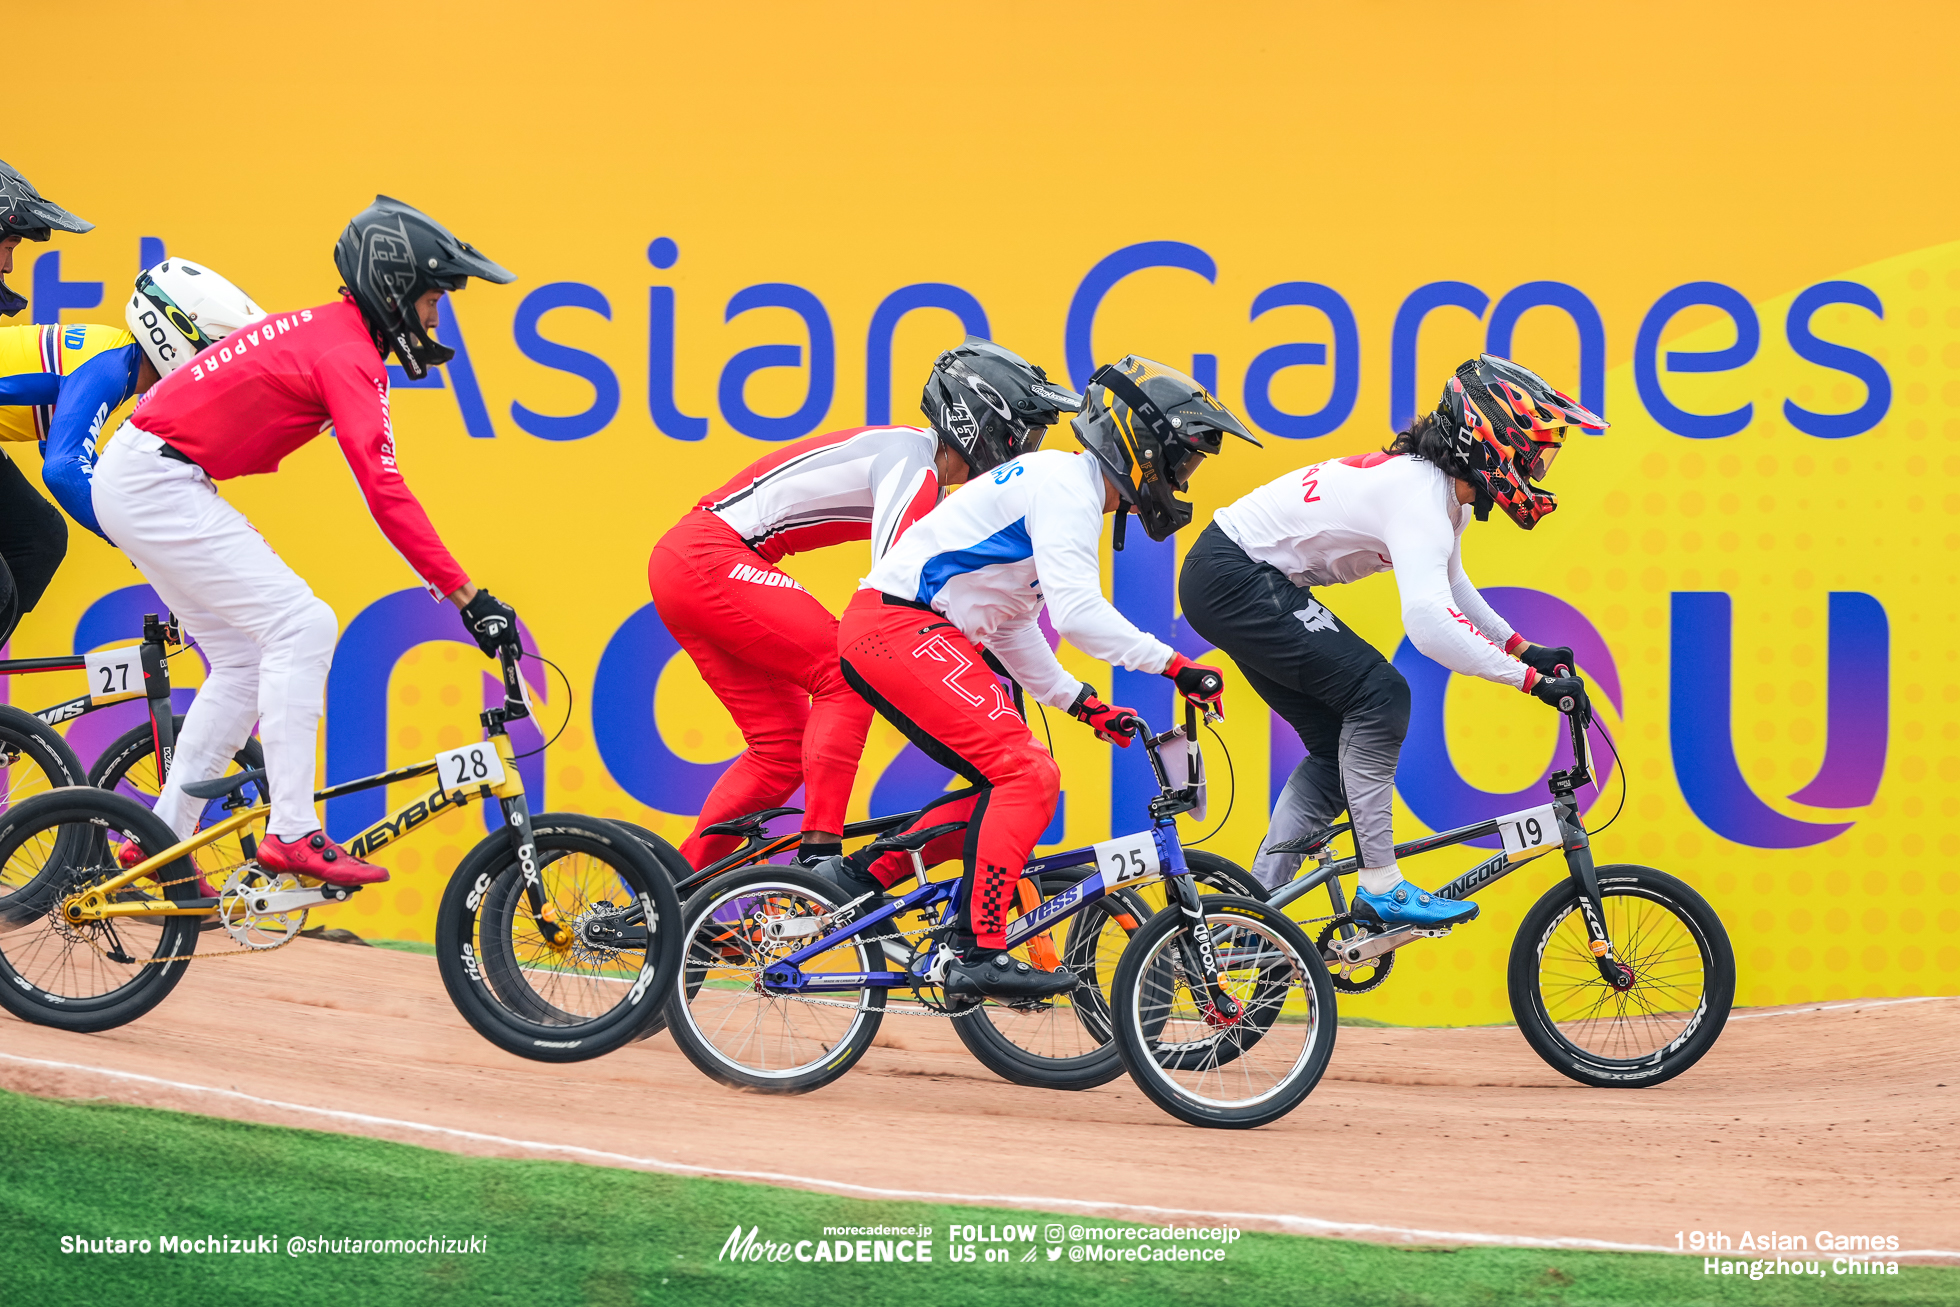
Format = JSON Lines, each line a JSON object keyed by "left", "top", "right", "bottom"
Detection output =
{"left": 117, "top": 840, "right": 218, "bottom": 899}
{"left": 257, "top": 831, "right": 390, "bottom": 887}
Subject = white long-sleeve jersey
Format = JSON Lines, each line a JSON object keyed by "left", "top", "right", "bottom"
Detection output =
{"left": 862, "top": 449, "right": 1174, "bottom": 709}
{"left": 1212, "top": 452, "right": 1526, "bottom": 688}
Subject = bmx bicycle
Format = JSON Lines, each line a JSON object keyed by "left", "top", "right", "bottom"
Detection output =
{"left": 665, "top": 700, "right": 1340, "bottom": 1128}
{"left": 640, "top": 780, "right": 1256, "bottom": 1090}
{"left": 0, "top": 642, "right": 683, "bottom": 1061}
{"left": 1266, "top": 679, "right": 1735, "bottom": 1088}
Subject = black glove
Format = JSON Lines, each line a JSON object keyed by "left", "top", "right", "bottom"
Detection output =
{"left": 1529, "top": 674, "right": 1587, "bottom": 714}
{"left": 460, "top": 589, "right": 520, "bottom": 657}
{"left": 1519, "top": 643, "right": 1575, "bottom": 678}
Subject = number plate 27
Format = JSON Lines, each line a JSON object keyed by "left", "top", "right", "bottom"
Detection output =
{"left": 434, "top": 741, "right": 507, "bottom": 796}
{"left": 1499, "top": 803, "right": 1562, "bottom": 860}
{"left": 84, "top": 645, "right": 144, "bottom": 705}
{"left": 1093, "top": 830, "right": 1160, "bottom": 886}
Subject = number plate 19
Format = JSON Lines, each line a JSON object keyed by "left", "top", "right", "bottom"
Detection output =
{"left": 434, "top": 741, "right": 507, "bottom": 796}
{"left": 1093, "top": 830, "right": 1160, "bottom": 886}
{"left": 83, "top": 645, "right": 144, "bottom": 704}
{"left": 1499, "top": 803, "right": 1562, "bottom": 859}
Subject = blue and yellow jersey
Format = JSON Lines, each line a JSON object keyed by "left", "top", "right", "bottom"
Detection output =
{"left": 0, "top": 322, "right": 144, "bottom": 538}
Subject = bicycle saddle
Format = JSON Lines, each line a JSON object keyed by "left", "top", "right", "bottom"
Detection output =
{"left": 860, "top": 820, "right": 966, "bottom": 859}
{"left": 1264, "top": 822, "right": 1350, "bottom": 858}
{"left": 181, "top": 768, "right": 269, "bottom": 801}
{"left": 701, "top": 806, "right": 804, "bottom": 840}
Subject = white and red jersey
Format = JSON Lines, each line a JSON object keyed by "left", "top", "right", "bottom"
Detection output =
{"left": 124, "top": 293, "right": 466, "bottom": 597}
{"left": 696, "top": 425, "right": 941, "bottom": 565}
{"left": 1212, "top": 451, "right": 1525, "bottom": 688}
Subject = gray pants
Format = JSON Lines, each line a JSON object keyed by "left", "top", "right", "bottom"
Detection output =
{"left": 1178, "top": 525, "right": 1412, "bottom": 890}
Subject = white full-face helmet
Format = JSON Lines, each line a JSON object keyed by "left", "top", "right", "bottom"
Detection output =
{"left": 125, "top": 258, "right": 267, "bottom": 376}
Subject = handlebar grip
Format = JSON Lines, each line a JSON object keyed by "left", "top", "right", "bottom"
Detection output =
{"left": 1553, "top": 663, "right": 1572, "bottom": 678}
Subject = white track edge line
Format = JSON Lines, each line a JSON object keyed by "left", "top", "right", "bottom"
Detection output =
{"left": 1730, "top": 996, "right": 1945, "bottom": 1021}
{"left": 3, "top": 1051, "right": 1955, "bottom": 1261}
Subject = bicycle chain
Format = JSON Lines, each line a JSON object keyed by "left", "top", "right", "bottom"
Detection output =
{"left": 63, "top": 861, "right": 307, "bottom": 969}
{"left": 709, "top": 926, "right": 1001, "bottom": 1021}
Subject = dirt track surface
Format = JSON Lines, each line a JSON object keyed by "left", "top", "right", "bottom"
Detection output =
{"left": 3, "top": 938, "right": 1955, "bottom": 1257}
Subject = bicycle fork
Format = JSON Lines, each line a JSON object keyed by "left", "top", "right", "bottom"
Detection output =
{"left": 1163, "top": 838, "right": 1244, "bottom": 1025}
{"left": 1557, "top": 804, "right": 1631, "bottom": 990}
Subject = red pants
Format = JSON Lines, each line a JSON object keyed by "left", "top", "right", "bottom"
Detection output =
{"left": 837, "top": 589, "right": 1060, "bottom": 950}
{"left": 649, "top": 511, "right": 873, "bottom": 867}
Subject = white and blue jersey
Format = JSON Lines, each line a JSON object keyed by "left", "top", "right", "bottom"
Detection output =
{"left": 861, "top": 448, "right": 1173, "bottom": 709}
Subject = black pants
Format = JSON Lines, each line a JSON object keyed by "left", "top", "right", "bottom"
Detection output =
{"left": 0, "top": 450, "right": 68, "bottom": 646}
{"left": 1178, "top": 522, "right": 1410, "bottom": 886}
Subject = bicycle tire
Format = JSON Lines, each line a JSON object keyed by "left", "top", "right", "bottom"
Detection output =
{"left": 0, "top": 787, "right": 201, "bottom": 1031}
{"left": 601, "top": 819, "right": 695, "bottom": 1043}
{"left": 665, "top": 864, "right": 886, "bottom": 1094}
{"left": 951, "top": 873, "right": 1152, "bottom": 1091}
{"left": 0, "top": 705, "right": 90, "bottom": 926}
{"left": 89, "top": 714, "right": 267, "bottom": 893}
{"left": 435, "top": 813, "right": 682, "bottom": 1063}
{"left": 1508, "top": 864, "right": 1734, "bottom": 1088}
{"left": 1112, "top": 895, "right": 1336, "bottom": 1129}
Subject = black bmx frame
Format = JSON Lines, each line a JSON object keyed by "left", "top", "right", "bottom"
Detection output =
{"left": 1266, "top": 695, "right": 1630, "bottom": 985}
{"left": 1, "top": 612, "right": 186, "bottom": 778}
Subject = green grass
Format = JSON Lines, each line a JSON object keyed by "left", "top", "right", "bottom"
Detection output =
{"left": 366, "top": 938, "right": 436, "bottom": 955}
{"left": 5, "top": 1090, "right": 1950, "bottom": 1306}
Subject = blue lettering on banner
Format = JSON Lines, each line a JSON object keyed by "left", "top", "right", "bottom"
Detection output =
{"left": 718, "top": 284, "right": 834, "bottom": 441}
{"left": 387, "top": 298, "right": 498, "bottom": 440}
{"left": 1064, "top": 242, "right": 1216, "bottom": 390}
{"left": 30, "top": 250, "right": 104, "bottom": 325}
{"left": 1389, "top": 281, "right": 1487, "bottom": 433}
{"left": 510, "top": 282, "right": 620, "bottom": 441}
{"left": 1486, "top": 281, "right": 1606, "bottom": 428}
{"left": 1633, "top": 282, "right": 1758, "bottom": 438}
{"left": 1783, "top": 281, "right": 1890, "bottom": 438}
{"left": 647, "top": 238, "right": 709, "bottom": 440}
{"left": 591, "top": 603, "right": 732, "bottom": 812}
{"left": 1242, "top": 282, "right": 1359, "bottom": 440}
{"left": 865, "top": 284, "right": 989, "bottom": 426}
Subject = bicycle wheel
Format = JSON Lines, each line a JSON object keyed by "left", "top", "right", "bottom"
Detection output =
{"left": 666, "top": 864, "right": 886, "bottom": 1094}
{"left": 1112, "top": 895, "right": 1336, "bottom": 1129}
{"left": 0, "top": 705, "right": 90, "bottom": 926}
{"left": 0, "top": 787, "right": 201, "bottom": 1031}
{"left": 435, "top": 813, "right": 683, "bottom": 1063}
{"left": 952, "top": 871, "right": 1151, "bottom": 1091}
{"left": 89, "top": 715, "right": 267, "bottom": 893}
{"left": 1508, "top": 864, "right": 1734, "bottom": 1088}
{"left": 597, "top": 819, "right": 698, "bottom": 1043}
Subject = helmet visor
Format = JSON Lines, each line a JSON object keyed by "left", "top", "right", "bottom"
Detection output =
{"left": 1525, "top": 432, "right": 1566, "bottom": 482}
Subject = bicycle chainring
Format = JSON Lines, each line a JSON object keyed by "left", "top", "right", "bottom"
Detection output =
{"left": 219, "top": 865, "right": 309, "bottom": 949}
{"left": 1316, "top": 920, "right": 1396, "bottom": 994}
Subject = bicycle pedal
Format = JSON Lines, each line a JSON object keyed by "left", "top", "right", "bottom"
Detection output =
{"left": 1409, "top": 926, "right": 1454, "bottom": 938}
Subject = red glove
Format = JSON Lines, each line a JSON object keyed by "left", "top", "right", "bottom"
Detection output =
{"left": 1068, "top": 684, "right": 1139, "bottom": 747}
{"left": 1164, "top": 652, "right": 1226, "bottom": 718}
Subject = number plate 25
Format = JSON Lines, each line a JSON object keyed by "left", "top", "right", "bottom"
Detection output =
{"left": 1093, "top": 830, "right": 1160, "bottom": 886}
{"left": 1499, "top": 803, "right": 1562, "bottom": 860}
{"left": 435, "top": 741, "right": 507, "bottom": 796}
{"left": 84, "top": 645, "right": 144, "bottom": 705}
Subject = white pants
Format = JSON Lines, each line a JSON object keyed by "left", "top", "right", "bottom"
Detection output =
{"left": 93, "top": 424, "right": 338, "bottom": 841}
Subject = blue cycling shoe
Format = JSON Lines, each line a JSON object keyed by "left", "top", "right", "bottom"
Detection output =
{"left": 1351, "top": 879, "right": 1479, "bottom": 928}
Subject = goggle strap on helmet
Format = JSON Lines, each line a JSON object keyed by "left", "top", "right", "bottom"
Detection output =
{"left": 133, "top": 271, "right": 217, "bottom": 354}
{"left": 1091, "top": 363, "right": 1177, "bottom": 449}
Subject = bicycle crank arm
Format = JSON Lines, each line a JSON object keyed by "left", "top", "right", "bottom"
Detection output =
{"left": 1322, "top": 923, "right": 1452, "bottom": 966}
{"left": 232, "top": 885, "right": 359, "bottom": 915}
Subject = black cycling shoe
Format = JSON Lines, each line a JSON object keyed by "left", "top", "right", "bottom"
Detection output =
{"left": 807, "top": 855, "right": 894, "bottom": 918}
{"left": 943, "top": 951, "right": 1077, "bottom": 1006}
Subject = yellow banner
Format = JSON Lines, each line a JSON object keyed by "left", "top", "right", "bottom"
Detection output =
{"left": 5, "top": 2, "right": 1955, "bottom": 1023}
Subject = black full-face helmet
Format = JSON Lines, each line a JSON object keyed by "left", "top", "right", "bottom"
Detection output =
{"left": 333, "top": 195, "right": 514, "bottom": 379}
{"left": 0, "top": 159, "right": 92, "bottom": 317}
{"left": 1072, "top": 355, "right": 1260, "bottom": 544}
{"left": 921, "top": 337, "right": 1082, "bottom": 475}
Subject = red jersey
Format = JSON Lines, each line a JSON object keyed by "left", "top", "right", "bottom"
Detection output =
{"left": 695, "top": 425, "right": 940, "bottom": 564}
{"left": 130, "top": 295, "right": 468, "bottom": 596}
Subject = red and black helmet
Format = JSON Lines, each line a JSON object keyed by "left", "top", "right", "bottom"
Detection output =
{"left": 1437, "top": 354, "right": 1607, "bottom": 529}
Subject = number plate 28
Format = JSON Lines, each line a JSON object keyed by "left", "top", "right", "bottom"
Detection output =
{"left": 84, "top": 645, "right": 144, "bottom": 705}
{"left": 434, "top": 741, "right": 507, "bottom": 796}
{"left": 1499, "top": 803, "right": 1562, "bottom": 859}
